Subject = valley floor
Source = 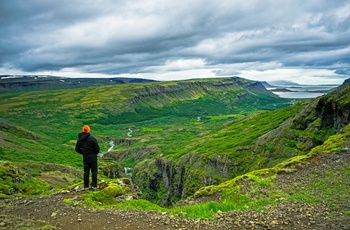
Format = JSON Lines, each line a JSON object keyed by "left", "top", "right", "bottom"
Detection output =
{"left": 1, "top": 150, "right": 349, "bottom": 230}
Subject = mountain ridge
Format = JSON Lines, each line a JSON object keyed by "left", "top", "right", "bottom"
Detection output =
{"left": 0, "top": 75, "right": 156, "bottom": 93}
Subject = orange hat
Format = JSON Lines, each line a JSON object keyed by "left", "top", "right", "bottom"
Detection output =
{"left": 82, "top": 125, "right": 91, "bottom": 133}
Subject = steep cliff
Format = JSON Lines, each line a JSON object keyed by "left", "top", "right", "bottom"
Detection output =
{"left": 315, "top": 81, "right": 350, "bottom": 131}
{"left": 132, "top": 153, "right": 236, "bottom": 206}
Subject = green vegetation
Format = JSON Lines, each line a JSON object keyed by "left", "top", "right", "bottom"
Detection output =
{"left": 0, "top": 161, "right": 51, "bottom": 198}
{"left": 69, "top": 121, "right": 349, "bottom": 218}
{"left": 82, "top": 183, "right": 125, "bottom": 206}
{"left": 189, "top": 124, "right": 350, "bottom": 217}
{"left": 0, "top": 77, "right": 290, "bottom": 175}
{"left": 0, "top": 76, "right": 349, "bottom": 220}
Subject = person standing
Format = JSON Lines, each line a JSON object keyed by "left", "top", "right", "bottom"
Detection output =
{"left": 75, "top": 125, "right": 100, "bottom": 190}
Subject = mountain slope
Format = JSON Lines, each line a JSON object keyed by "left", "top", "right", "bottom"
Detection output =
{"left": 0, "top": 77, "right": 289, "bottom": 145}
{"left": 1, "top": 77, "right": 349, "bottom": 207}
{"left": 132, "top": 79, "right": 350, "bottom": 206}
{"left": 0, "top": 77, "right": 289, "bottom": 193}
{"left": 1, "top": 125, "right": 349, "bottom": 229}
{"left": 0, "top": 77, "right": 349, "bottom": 229}
{"left": 252, "top": 78, "right": 350, "bottom": 168}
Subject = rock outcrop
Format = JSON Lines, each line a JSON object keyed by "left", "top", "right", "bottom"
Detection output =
{"left": 315, "top": 82, "right": 350, "bottom": 131}
{"left": 132, "top": 153, "right": 237, "bottom": 206}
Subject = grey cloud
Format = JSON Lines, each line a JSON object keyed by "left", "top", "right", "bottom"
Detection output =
{"left": 335, "top": 69, "right": 350, "bottom": 75}
{"left": 0, "top": 0, "right": 350, "bottom": 80}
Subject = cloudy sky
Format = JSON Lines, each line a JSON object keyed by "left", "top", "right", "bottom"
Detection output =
{"left": 1, "top": 0, "right": 350, "bottom": 84}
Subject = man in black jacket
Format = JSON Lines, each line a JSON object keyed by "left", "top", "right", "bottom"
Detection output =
{"left": 75, "top": 125, "right": 100, "bottom": 190}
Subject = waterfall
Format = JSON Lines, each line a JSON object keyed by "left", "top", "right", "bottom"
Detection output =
{"left": 124, "top": 167, "right": 132, "bottom": 175}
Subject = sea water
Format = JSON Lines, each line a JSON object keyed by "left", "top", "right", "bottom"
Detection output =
{"left": 268, "top": 85, "right": 339, "bottom": 99}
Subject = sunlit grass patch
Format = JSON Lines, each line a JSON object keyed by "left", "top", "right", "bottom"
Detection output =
{"left": 308, "top": 124, "right": 350, "bottom": 156}
{"left": 188, "top": 121, "right": 204, "bottom": 125}
{"left": 141, "top": 127, "right": 164, "bottom": 132}
{"left": 114, "top": 199, "right": 166, "bottom": 212}
{"left": 208, "top": 114, "right": 245, "bottom": 120}
{"left": 81, "top": 182, "right": 126, "bottom": 206}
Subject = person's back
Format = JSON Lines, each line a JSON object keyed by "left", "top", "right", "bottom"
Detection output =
{"left": 75, "top": 125, "right": 100, "bottom": 189}
{"left": 76, "top": 132, "right": 99, "bottom": 162}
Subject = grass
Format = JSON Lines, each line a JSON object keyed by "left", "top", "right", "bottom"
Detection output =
{"left": 1, "top": 77, "right": 348, "bottom": 214}
{"left": 141, "top": 127, "right": 164, "bottom": 132}
{"left": 208, "top": 114, "right": 245, "bottom": 120}
{"left": 0, "top": 161, "right": 51, "bottom": 197}
{"left": 112, "top": 199, "right": 167, "bottom": 212}
{"left": 5, "top": 119, "right": 347, "bottom": 219}
{"left": 172, "top": 201, "right": 240, "bottom": 218}
{"left": 0, "top": 78, "right": 291, "bottom": 168}
{"left": 187, "top": 124, "right": 350, "bottom": 217}
{"left": 287, "top": 164, "right": 350, "bottom": 210}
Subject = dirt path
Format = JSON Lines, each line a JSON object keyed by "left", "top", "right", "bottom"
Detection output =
{"left": 1, "top": 150, "right": 349, "bottom": 229}
{"left": 1, "top": 194, "right": 348, "bottom": 230}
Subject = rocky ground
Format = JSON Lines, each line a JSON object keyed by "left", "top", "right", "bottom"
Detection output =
{"left": 0, "top": 195, "right": 348, "bottom": 230}
{"left": 1, "top": 150, "right": 349, "bottom": 229}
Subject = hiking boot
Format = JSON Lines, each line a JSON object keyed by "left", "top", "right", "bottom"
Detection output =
{"left": 92, "top": 186, "right": 98, "bottom": 190}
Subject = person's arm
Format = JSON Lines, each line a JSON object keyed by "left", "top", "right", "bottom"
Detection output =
{"left": 93, "top": 137, "right": 100, "bottom": 154}
{"left": 75, "top": 140, "right": 83, "bottom": 154}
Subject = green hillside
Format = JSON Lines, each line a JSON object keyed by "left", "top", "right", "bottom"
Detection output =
{"left": 0, "top": 77, "right": 290, "bottom": 195}
{"left": 0, "top": 77, "right": 289, "bottom": 165}
{"left": 0, "top": 76, "right": 349, "bottom": 215}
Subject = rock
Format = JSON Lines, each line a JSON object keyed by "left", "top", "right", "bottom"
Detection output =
{"left": 271, "top": 220, "right": 278, "bottom": 226}
{"left": 117, "top": 180, "right": 126, "bottom": 186}
{"left": 125, "top": 195, "right": 133, "bottom": 201}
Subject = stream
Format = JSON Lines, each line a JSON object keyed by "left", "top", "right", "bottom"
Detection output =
{"left": 98, "top": 140, "right": 133, "bottom": 175}
{"left": 98, "top": 141, "right": 115, "bottom": 157}
{"left": 127, "top": 128, "right": 133, "bottom": 137}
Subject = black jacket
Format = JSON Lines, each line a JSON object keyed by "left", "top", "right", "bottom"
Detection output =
{"left": 75, "top": 132, "right": 100, "bottom": 162}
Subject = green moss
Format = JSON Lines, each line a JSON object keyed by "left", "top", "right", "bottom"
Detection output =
{"left": 63, "top": 198, "right": 73, "bottom": 203}
{"left": 0, "top": 161, "right": 51, "bottom": 196}
{"left": 0, "top": 193, "right": 12, "bottom": 199}
{"left": 80, "top": 180, "right": 128, "bottom": 206}
{"left": 103, "top": 183, "right": 125, "bottom": 197}
{"left": 308, "top": 124, "right": 350, "bottom": 155}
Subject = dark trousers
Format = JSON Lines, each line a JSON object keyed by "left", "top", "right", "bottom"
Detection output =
{"left": 83, "top": 160, "right": 98, "bottom": 188}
